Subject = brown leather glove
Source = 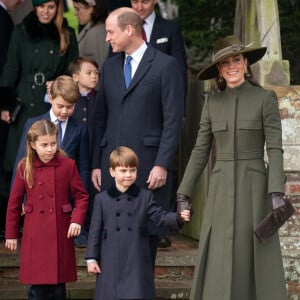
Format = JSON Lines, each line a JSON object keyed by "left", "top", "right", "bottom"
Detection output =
{"left": 176, "top": 193, "right": 192, "bottom": 223}
{"left": 269, "top": 192, "right": 287, "bottom": 225}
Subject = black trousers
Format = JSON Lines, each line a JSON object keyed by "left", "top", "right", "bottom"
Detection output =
{"left": 33, "top": 283, "right": 66, "bottom": 300}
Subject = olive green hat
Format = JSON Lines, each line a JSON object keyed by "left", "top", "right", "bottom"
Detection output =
{"left": 32, "top": 0, "right": 53, "bottom": 6}
{"left": 197, "top": 35, "right": 267, "bottom": 80}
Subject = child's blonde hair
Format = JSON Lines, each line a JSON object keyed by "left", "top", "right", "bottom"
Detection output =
{"left": 50, "top": 75, "right": 80, "bottom": 104}
{"left": 109, "top": 146, "right": 139, "bottom": 169}
{"left": 22, "top": 120, "right": 65, "bottom": 188}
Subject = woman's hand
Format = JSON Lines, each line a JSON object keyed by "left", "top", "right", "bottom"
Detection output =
{"left": 1, "top": 110, "right": 11, "bottom": 123}
{"left": 67, "top": 223, "right": 81, "bottom": 238}
{"left": 5, "top": 239, "right": 17, "bottom": 251}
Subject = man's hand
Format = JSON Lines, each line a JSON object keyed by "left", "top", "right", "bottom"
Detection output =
{"left": 87, "top": 261, "right": 101, "bottom": 274}
{"left": 91, "top": 168, "right": 101, "bottom": 191}
{"left": 146, "top": 166, "right": 167, "bottom": 190}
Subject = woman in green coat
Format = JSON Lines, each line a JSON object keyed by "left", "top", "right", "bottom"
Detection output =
{"left": 0, "top": 0, "right": 78, "bottom": 175}
{"left": 177, "top": 35, "right": 287, "bottom": 300}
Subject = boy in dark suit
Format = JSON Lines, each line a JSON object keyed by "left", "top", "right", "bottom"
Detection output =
{"left": 86, "top": 146, "right": 190, "bottom": 300}
{"left": 14, "top": 75, "right": 90, "bottom": 245}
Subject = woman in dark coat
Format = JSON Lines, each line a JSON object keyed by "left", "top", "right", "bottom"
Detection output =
{"left": 0, "top": 0, "right": 78, "bottom": 174}
{"left": 177, "top": 35, "right": 288, "bottom": 300}
{"left": 5, "top": 120, "right": 88, "bottom": 300}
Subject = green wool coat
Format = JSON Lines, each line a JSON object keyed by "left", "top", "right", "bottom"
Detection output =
{"left": 178, "top": 80, "right": 287, "bottom": 300}
{"left": 0, "top": 12, "right": 78, "bottom": 172}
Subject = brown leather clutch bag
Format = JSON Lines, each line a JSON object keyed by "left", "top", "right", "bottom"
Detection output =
{"left": 254, "top": 196, "right": 295, "bottom": 244}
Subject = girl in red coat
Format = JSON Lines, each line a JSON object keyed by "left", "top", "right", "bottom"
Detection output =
{"left": 5, "top": 119, "right": 88, "bottom": 300}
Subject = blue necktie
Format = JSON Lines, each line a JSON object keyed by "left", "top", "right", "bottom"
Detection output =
{"left": 124, "top": 56, "right": 132, "bottom": 89}
{"left": 57, "top": 120, "right": 63, "bottom": 146}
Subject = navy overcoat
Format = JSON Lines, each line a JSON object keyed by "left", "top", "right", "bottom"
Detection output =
{"left": 86, "top": 184, "right": 179, "bottom": 299}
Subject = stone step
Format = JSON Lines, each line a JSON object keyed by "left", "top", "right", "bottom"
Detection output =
{"left": 0, "top": 233, "right": 197, "bottom": 300}
{"left": 2, "top": 232, "right": 300, "bottom": 299}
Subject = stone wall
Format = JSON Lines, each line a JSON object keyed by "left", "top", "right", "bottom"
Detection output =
{"left": 267, "top": 85, "right": 300, "bottom": 298}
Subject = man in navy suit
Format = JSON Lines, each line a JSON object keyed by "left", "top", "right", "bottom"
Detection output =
{"left": 90, "top": 7, "right": 184, "bottom": 267}
{"left": 131, "top": 0, "right": 187, "bottom": 91}
{"left": 131, "top": 0, "right": 187, "bottom": 247}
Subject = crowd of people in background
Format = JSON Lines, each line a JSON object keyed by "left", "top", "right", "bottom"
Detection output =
{"left": 0, "top": 0, "right": 188, "bottom": 299}
{"left": 0, "top": 0, "right": 290, "bottom": 300}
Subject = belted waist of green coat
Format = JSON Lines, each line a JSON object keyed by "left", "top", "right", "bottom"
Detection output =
{"left": 216, "top": 151, "right": 264, "bottom": 160}
{"left": 21, "top": 72, "right": 47, "bottom": 86}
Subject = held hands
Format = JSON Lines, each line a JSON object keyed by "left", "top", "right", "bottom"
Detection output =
{"left": 179, "top": 210, "right": 191, "bottom": 222}
{"left": 67, "top": 223, "right": 81, "bottom": 238}
{"left": 5, "top": 239, "right": 18, "bottom": 251}
{"left": 176, "top": 193, "right": 192, "bottom": 223}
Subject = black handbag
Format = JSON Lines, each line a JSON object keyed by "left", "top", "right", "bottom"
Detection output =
{"left": 254, "top": 196, "right": 295, "bottom": 244}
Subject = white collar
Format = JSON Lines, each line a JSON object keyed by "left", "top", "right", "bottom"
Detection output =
{"left": 0, "top": 1, "right": 7, "bottom": 10}
{"left": 126, "top": 42, "right": 147, "bottom": 63}
{"left": 144, "top": 10, "right": 156, "bottom": 26}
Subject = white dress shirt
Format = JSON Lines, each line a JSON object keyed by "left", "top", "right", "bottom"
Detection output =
{"left": 124, "top": 42, "right": 148, "bottom": 79}
{"left": 50, "top": 109, "right": 68, "bottom": 141}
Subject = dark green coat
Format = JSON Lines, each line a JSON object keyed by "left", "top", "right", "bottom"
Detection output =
{"left": 0, "top": 12, "right": 78, "bottom": 172}
{"left": 178, "top": 81, "right": 287, "bottom": 300}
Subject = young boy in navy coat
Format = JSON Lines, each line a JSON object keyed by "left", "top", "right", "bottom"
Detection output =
{"left": 86, "top": 146, "right": 190, "bottom": 300}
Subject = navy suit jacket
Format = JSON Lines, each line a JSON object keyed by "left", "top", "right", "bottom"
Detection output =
{"left": 91, "top": 45, "right": 184, "bottom": 228}
{"left": 13, "top": 112, "right": 90, "bottom": 189}
{"left": 149, "top": 15, "right": 187, "bottom": 92}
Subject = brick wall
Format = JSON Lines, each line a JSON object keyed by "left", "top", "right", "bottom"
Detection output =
{"left": 267, "top": 85, "right": 300, "bottom": 298}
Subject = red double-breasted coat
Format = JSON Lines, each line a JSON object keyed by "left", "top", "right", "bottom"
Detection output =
{"left": 5, "top": 153, "right": 88, "bottom": 284}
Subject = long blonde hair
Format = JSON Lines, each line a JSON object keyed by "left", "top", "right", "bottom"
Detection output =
{"left": 22, "top": 120, "right": 64, "bottom": 188}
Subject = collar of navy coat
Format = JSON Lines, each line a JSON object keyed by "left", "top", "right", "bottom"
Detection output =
{"left": 107, "top": 183, "right": 140, "bottom": 198}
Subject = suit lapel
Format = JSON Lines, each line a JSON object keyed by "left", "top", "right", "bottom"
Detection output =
{"left": 149, "top": 16, "right": 161, "bottom": 46}
{"left": 112, "top": 53, "right": 128, "bottom": 94}
{"left": 62, "top": 117, "right": 75, "bottom": 148}
{"left": 125, "top": 46, "right": 155, "bottom": 94}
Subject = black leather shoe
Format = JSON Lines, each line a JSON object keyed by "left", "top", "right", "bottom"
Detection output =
{"left": 157, "top": 236, "right": 172, "bottom": 248}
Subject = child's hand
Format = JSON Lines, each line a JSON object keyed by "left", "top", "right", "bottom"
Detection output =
{"left": 67, "top": 223, "right": 81, "bottom": 238}
{"left": 180, "top": 209, "right": 191, "bottom": 222}
{"left": 5, "top": 239, "right": 18, "bottom": 251}
{"left": 87, "top": 261, "right": 101, "bottom": 274}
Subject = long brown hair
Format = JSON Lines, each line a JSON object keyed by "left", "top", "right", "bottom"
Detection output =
{"left": 22, "top": 120, "right": 65, "bottom": 188}
{"left": 54, "top": 0, "right": 70, "bottom": 55}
